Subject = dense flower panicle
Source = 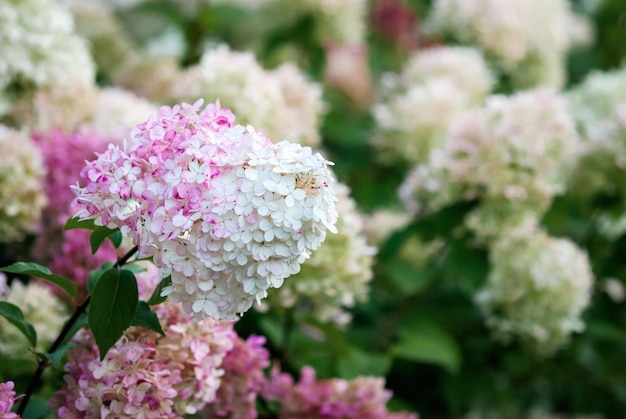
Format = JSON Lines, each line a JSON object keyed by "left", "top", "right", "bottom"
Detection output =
{"left": 399, "top": 89, "right": 580, "bottom": 238}
{"left": 0, "top": 381, "right": 20, "bottom": 419}
{"left": 424, "top": 0, "right": 590, "bottom": 88}
{"left": 0, "top": 0, "right": 94, "bottom": 115}
{"left": 72, "top": 100, "right": 338, "bottom": 321}
{"left": 0, "top": 125, "right": 47, "bottom": 242}
{"left": 0, "top": 279, "right": 69, "bottom": 357}
{"left": 30, "top": 128, "right": 120, "bottom": 265}
{"left": 51, "top": 301, "right": 236, "bottom": 418}
{"left": 262, "top": 366, "right": 417, "bottom": 419}
{"left": 265, "top": 182, "right": 376, "bottom": 326}
{"left": 372, "top": 46, "right": 493, "bottom": 165}
{"left": 476, "top": 229, "right": 594, "bottom": 355}
{"left": 202, "top": 335, "right": 270, "bottom": 418}
{"left": 171, "top": 45, "right": 324, "bottom": 148}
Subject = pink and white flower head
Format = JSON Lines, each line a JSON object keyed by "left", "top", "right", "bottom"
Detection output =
{"left": 0, "top": 381, "right": 20, "bottom": 419}
{"left": 72, "top": 99, "right": 338, "bottom": 321}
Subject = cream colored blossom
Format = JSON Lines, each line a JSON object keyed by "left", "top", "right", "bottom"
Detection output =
{"left": 476, "top": 228, "right": 594, "bottom": 355}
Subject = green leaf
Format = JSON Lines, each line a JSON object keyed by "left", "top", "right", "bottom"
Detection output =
{"left": 147, "top": 275, "right": 172, "bottom": 306}
{"left": 32, "top": 342, "right": 75, "bottom": 369}
{"left": 21, "top": 396, "right": 50, "bottom": 419}
{"left": 110, "top": 229, "right": 123, "bottom": 248}
{"left": 391, "top": 319, "right": 461, "bottom": 374}
{"left": 61, "top": 314, "right": 88, "bottom": 346}
{"left": 90, "top": 226, "right": 121, "bottom": 254}
{"left": 132, "top": 301, "right": 165, "bottom": 335}
{"left": 337, "top": 348, "right": 392, "bottom": 379}
{"left": 0, "top": 301, "right": 37, "bottom": 347}
{"left": 89, "top": 268, "right": 139, "bottom": 360}
{"left": 87, "top": 262, "right": 115, "bottom": 294}
{"left": 64, "top": 216, "right": 97, "bottom": 231}
{"left": 0, "top": 262, "right": 77, "bottom": 297}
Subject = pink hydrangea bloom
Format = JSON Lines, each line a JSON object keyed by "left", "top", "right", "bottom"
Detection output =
{"left": 30, "top": 128, "right": 120, "bottom": 295}
{"left": 0, "top": 381, "right": 20, "bottom": 419}
{"left": 203, "top": 335, "right": 270, "bottom": 418}
{"left": 51, "top": 301, "right": 236, "bottom": 418}
{"left": 262, "top": 366, "right": 418, "bottom": 419}
{"left": 71, "top": 99, "right": 338, "bottom": 321}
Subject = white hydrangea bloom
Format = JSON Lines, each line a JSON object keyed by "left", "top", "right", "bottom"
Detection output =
{"left": 72, "top": 100, "right": 338, "bottom": 321}
{"left": 476, "top": 229, "right": 594, "bottom": 355}
{"left": 0, "top": 0, "right": 94, "bottom": 115}
{"left": 0, "top": 125, "right": 47, "bottom": 242}
{"left": 170, "top": 45, "right": 324, "bottom": 148}
{"left": 265, "top": 182, "right": 376, "bottom": 326}
{"left": 372, "top": 46, "right": 493, "bottom": 165}
{"left": 399, "top": 89, "right": 580, "bottom": 238}
{"left": 0, "top": 279, "right": 69, "bottom": 357}
{"left": 425, "top": 0, "right": 590, "bottom": 88}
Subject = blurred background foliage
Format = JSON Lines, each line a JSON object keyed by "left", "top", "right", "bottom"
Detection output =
{"left": 2, "top": 0, "right": 626, "bottom": 417}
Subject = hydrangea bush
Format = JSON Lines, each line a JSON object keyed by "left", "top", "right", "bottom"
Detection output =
{"left": 2, "top": 0, "right": 626, "bottom": 417}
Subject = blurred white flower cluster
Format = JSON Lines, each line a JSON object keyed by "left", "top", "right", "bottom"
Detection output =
{"left": 425, "top": 0, "right": 592, "bottom": 88}
{"left": 476, "top": 229, "right": 594, "bottom": 355}
{"left": 0, "top": 275, "right": 69, "bottom": 357}
{"left": 0, "top": 0, "right": 94, "bottom": 116}
{"left": 372, "top": 46, "right": 493, "bottom": 165}
{"left": 72, "top": 100, "right": 338, "bottom": 322}
{"left": 266, "top": 182, "right": 376, "bottom": 326}
{"left": 171, "top": 44, "right": 325, "bottom": 148}
{"left": 400, "top": 89, "right": 580, "bottom": 239}
{"left": 0, "top": 125, "right": 47, "bottom": 242}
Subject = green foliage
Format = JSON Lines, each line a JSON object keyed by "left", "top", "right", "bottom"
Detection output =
{"left": 0, "top": 301, "right": 37, "bottom": 347}
{"left": 132, "top": 300, "right": 165, "bottom": 335}
{"left": 88, "top": 268, "right": 138, "bottom": 360}
{"left": 0, "top": 262, "right": 77, "bottom": 297}
{"left": 147, "top": 275, "right": 172, "bottom": 306}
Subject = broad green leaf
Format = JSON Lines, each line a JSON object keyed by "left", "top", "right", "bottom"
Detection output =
{"left": 0, "top": 301, "right": 37, "bottom": 347}
{"left": 110, "top": 229, "right": 123, "bottom": 248}
{"left": 337, "top": 348, "right": 392, "bottom": 379}
{"left": 392, "top": 319, "right": 461, "bottom": 374}
{"left": 0, "top": 262, "right": 77, "bottom": 297}
{"left": 147, "top": 275, "right": 172, "bottom": 306}
{"left": 87, "top": 262, "right": 115, "bottom": 294}
{"left": 21, "top": 396, "right": 50, "bottom": 419}
{"left": 89, "top": 268, "right": 138, "bottom": 360}
{"left": 32, "top": 342, "right": 75, "bottom": 369}
{"left": 61, "top": 314, "right": 88, "bottom": 346}
{"left": 64, "top": 216, "right": 97, "bottom": 231}
{"left": 443, "top": 240, "right": 489, "bottom": 289}
{"left": 132, "top": 301, "right": 165, "bottom": 335}
{"left": 90, "top": 226, "right": 121, "bottom": 254}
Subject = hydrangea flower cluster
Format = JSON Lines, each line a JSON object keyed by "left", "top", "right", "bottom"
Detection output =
{"left": 266, "top": 182, "right": 376, "bottom": 326}
{"left": 72, "top": 100, "right": 338, "bottom": 321}
{"left": 0, "top": 381, "right": 20, "bottom": 419}
{"left": 0, "top": 278, "right": 69, "bottom": 357}
{"left": 262, "top": 365, "right": 417, "bottom": 418}
{"left": 0, "top": 0, "right": 94, "bottom": 116}
{"left": 201, "top": 335, "right": 270, "bottom": 419}
{"left": 0, "top": 125, "right": 47, "bottom": 242}
{"left": 424, "top": 0, "right": 591, "bottom": 88}
{"left": 399, "top": 89, "right": 580, "bottom": 239}
{"left": 372, "top": 46, "right": 493, "bottom": 165}
{"left": 30, "top": 128, "right": 120, "bottom": 265}
{"left": 476, "top": 228, "right": 594, "bottom": 355}
{"left": 51, "top": 301, "right": 236, "bottom": 418}
{"left": 171, "top": 45, "right": 324, "bottom": 148}
{"left": 565, "top": 65, "right": 626, "bottom": 237}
